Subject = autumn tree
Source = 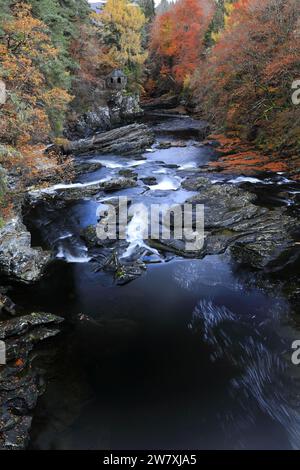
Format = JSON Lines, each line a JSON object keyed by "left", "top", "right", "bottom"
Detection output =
{"left": 101, "top": 0, "right": 147, "bottom": 88}
{"left": 137, "top": 0, "right": 155, "bottom": 20}
{"left": 149, "top": 0, "right": 215, "bottom": 91}
{"left": 0, "top": 2, "right": 72, "bottom": 145}
{"left": 204, "top": 0, "right": 236, "bottom": 46}
{"left": 192, "top": 0, "right": 300, "bottom": 152}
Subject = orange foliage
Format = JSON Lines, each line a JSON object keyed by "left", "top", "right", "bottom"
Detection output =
{"left": 207, "top": 134, "right": 297, "bottom": 176}
{"left": 0, "top": 3, "right": 72, "bottom": 146}
{"left": 192, "top": 0, "right": 300, "bottom": 154}
{"left": 149, "top": 0, "right": 215, "bottom": 87}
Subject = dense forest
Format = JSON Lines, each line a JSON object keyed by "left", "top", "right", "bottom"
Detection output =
{"left": 148, "top": 0, "right": 300, "bottom": 151}
{"left": 1, "top": 0, "right": 300, "bottom": 223}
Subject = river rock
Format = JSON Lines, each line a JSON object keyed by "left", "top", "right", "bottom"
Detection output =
{"left": 61, "top": 124, "right": 154, "bottom": 156}
{"left": 28, "top": 177, "right": 137, "bottom": 203}
{"left": 0, "top": 312, "right": 63, "bottom": 449}
{"left": 118, "top": 168, "right": 138, "bottom": 179}
{"left": 141, "top": 176, "right": 157, "bottom": 186}
{"left": 73, "top": 160, "right": 103, "bottom": 175}
{"left": 0, "top": 293, "right": 16, "bottom": 316}
{"left": 149, "top": 182, "right": 298, "bottom": 271}
{"left": 154, "top": 117, "right": 210, "bottom": 139}
{"left": 157, "top": 141, "right": 187, "bottom": 149}
{"left": 182, "top": 176, "right": 212, "bottom": 191}
{"left": 0, "top": 217, "right": 51, "bottom": 283}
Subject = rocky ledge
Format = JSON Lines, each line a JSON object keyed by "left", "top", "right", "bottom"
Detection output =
{"left": 60, "top": 123, "right": 154, "bottom": 156}
{"left": 28, "top": 176, "right": 137, "bottom": 204}
{"left": 68, "top": 92, "right": 143, "bottom": 139}
{"left": 0, "top": 312, "right": 63, "bottom": 450}
{"left": 148, "top": 177, "right": 299, "bottom": 271}
{"left": 0, "top": 217, "right": 51, "bottom": 283}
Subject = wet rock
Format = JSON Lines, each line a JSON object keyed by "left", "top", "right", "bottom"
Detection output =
{"left": 61, "top": 124, "right": 154, "bottom": 156}
{"left": 162, "top": 163, "right": 180, "bottom": 169}
{"left": 154, "top": 117, "right": 210, "bottom": 139}
{"left": 147, "top": 183, "right": 298, "bottom": 271}
{"left": 67, "top": 93, "right": 142, "bottom": 139}
{"left": 182, "top": 176, "right": 212, "bottom": 191}
{"left": 0, "top": 312, "right": 63, "bottom": 449}
{"left": 229, "top": 213, "right": 297, "bottom": 270}
{"left": 157, "top": 141, "right": 172, "bottom": 149}
{"left": 80, "top": 225, "right": 115, "bottom": 249}
{"left": 104, "top": 252, "right": 146, "bottom": 285}
{"left": 115, "top": 261, "right": 147, "bottom": 285}
{"left": 118, "top": 168, "right": 138, "bottom": 179}
{"left": 28, "top": 177, "right": 137, "bottom": 203}
{"left": 89, "top": 244, "right": 147, "bottom": 284}
{"left": 157, "top": 141, "right": 187, "bottom": 149}
{"left": 0, "top": 293, "right": 16, "bottom": 317}
{"left": 0, "top": 217, "right": 51, "bottom": 283}
{"left": 0, "top": 312, "right": 62, "bottom": 340}
{"left": 141, "top": 176, "right": 157, "bottom": 186}
{"left": 187, "top": 183, "right": 260, "bottom": 229}
{"left": 73, "top": 160, "right": 103, "bottom": 175}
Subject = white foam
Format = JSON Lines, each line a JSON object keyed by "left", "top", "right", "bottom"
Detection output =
{"left": 121, "top": 206, "right": 160, "bottom": 259}
{"left": 228, "top": 176, "right": 262, "bottom": 184}
{"left": 149, "top": 176, "right": 181, "bottom": 191}
{"left": 127, "top": 160, "right": 147, "bottom": 167}
{"left": 56, "top": 243, "right": 91, "bottom": 263}
{"left": 56, "top": 244, "right": 91, "bottom": 263}
{"left": 89, "top": 159, "right": 123, "bottom": 169}
{"left": 178, "top": 162, "right": 197, "bottom": 170}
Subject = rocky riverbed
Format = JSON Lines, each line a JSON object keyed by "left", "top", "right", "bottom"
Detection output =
{"left": 0, "top": 111, "right": 299, "bottom": 449}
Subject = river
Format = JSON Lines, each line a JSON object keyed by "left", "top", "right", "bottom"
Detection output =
{"left": 9, "top": 112, "right": 300, "bottom": 450}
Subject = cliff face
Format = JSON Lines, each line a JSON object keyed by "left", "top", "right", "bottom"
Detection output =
{"left": 67, "top": 91, "right": 143, "bottom": 139}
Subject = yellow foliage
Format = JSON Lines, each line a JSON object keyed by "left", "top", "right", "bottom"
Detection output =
{"left": 101, "top": 0, "right": 147, "bottom": 70}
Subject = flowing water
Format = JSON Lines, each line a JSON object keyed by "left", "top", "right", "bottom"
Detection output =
{"left": 10, "top": 113, "right": 300, "bottom": 450}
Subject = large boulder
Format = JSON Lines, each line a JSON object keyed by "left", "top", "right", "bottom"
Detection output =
{"left": 72, "top": 106, "right": 111, "bottom": 138}
{"left": 149, "top": 179, "right": 298, "bottom": 271}
{"left": 0, "top": 217, "right": 51, "bottom": 283}
{"left": 109, "top": 92, "right": 143, "bottom": 125}
{"left": 67, "top": 93, "right": 143, "bottom": 139}
{"left": 61, "top": 123, "right": 154, "bottom": 156}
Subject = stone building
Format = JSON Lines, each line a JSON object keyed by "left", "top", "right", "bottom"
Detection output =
{"left": 106, "top": 70, "right": 127, "bottom": 91}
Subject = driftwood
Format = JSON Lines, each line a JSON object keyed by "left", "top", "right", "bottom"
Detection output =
{"left": 61, "top": 123, "right": 154, "bottom": 156}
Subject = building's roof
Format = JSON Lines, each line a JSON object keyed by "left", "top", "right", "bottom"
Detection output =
{"left": 108, "top": 69, "right": 126, "bottom": 78}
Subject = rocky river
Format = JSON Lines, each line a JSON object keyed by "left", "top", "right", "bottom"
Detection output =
{"left": 0, "top": 111, "right": 300, "bottom": 449}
